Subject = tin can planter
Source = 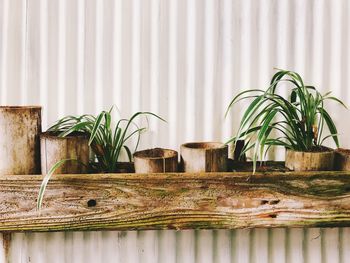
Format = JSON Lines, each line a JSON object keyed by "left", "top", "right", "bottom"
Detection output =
{"left": 0, "top": 106, "right": 42, "bottom": 175}
{"left": 180, "top": 142, "right": 228, "bottom": 172}
{"left": 40, "top": 132, "right": 90, "bottom": 174}
{"left": 334, "top": 148, "right": 350, "bottom": 171}
{"left": 134, "top": 148, "right": 178, "bottom": 173}
{"left": 285, "top": 148, "right": 334, "bottom": 171}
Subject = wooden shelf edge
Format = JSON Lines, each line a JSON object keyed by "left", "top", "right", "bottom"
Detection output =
{"left": 1, "top": 170, "right": 350, "bottom": 232}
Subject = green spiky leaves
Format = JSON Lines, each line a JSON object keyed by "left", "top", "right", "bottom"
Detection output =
{"left": 48, "top": 107, "right": 165, "bottom": 173}
{"left": 226, "top": 69, "right": 347, "bottom": 173}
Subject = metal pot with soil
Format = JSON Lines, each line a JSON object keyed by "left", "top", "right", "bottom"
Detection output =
{"left": 0, "top": 106, "right": 42, "bottom": 175}
{"left": 285, "top": 147, "right": 334, "bottom": 171}
{"left": 40, "top": 132, "right": 90, "bottom": 174}
{"left": 134, "top": 148, "right": 178, "bottom": 173}
{"left": 180, "top": 142, "right": 228, "bottom": 172}
{"left": 334, "top": 148, "right": 350, "bottom": 171}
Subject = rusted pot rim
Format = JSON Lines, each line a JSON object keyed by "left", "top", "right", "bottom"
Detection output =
{"left": 181, "top": 142, "right": 228, "bottom": 150}
{"left": 134, "top": 148, "right": 178, "bottom": 160}
{"left": 0, "top": 106, "right": 41, "bottom": 110}
{"left": 286, "top": 147, "right": 334, "bottom": 154}
{"left": 40, "top": 131, "right": 89, "bottom": 139}
{"left": 335, "top": 148, "right": 350, "bottom": 155}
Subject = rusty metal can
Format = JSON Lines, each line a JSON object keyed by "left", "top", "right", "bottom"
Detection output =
{"left": 0, "top": 106, "right": 42, "bottom": 175}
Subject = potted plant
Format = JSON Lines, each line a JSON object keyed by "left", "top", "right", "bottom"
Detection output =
{"left": 0, "top": 106, "right": 42, "bottom": 175}
{"left": 134, "top": 148, "right": 178, "bottom": 173}
{"left": 180, "top": 142, "right": 228, "bottom": 172}
{"left": 226, "top": 69, "right": 347, "bottom": 172}
{"left": 46, "top": 107, "right": 164, "bottom": 172}
{"left": 37, "top": 107, "right": 164, "bottom": 209}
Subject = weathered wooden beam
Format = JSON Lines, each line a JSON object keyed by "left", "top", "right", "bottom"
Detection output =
{"left": 1, "top": 171, "right": 350, "bottom": 232}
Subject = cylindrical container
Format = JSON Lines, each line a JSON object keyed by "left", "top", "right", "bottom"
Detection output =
{"left": 40, "top": 132, "right": 90, "bottom": 174}
{"left": 134, "top": 148, "right": 178, "bottom": 173}
{"left": 180, "top": 142, "right": 228, "bottom": 172}
{"left": 115, "top": 162, "right": 135, "bottom": 173}
{"left": 334, "top": 148, "right": 350, "bottom": 171}
{"left": 285, "top": 148, "right": 334, "bottom": 171}
{"left": 0, "top": 106, "right": 42, "bottom": 175}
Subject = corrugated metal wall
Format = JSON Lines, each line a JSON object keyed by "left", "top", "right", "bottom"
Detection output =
{"left": 1, "top": 0, "right": 350, "bottom": 262}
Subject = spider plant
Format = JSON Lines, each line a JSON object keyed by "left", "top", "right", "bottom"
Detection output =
{"left": 37, "top": 107, "right": 164, "bottom": 210}
{"left": 226, "top": 69, "right": 347, "bottom": 172}
{"left": 47, "top": 107, "right": 164, "bottom": 172}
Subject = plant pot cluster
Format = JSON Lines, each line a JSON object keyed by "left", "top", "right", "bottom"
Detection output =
{"left": 0, "top": 108, "right": 229, "bottom": 178}
{"left": 0, "top": 106, "right": 90, "bottom": 176}
{"left": 2, "top": 70, "right": 347, "bottom": 211}
{"left": 0, "top": 106, "right": 231, "bottom": 176}
{"left": 0, "top": 70, "right": 349, "bottom": 177}
{"left": 134, "top": 142, "right": 229, "bottom": 173}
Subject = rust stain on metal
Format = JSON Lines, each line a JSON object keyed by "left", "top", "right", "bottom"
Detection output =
{"left": 134, "top": 148, "right": 178, "bottom": 173}
{"left": 40, "top": 132, "right": 89, "bottom": 174}
{"left": 180, "top": 142, "right": 228, "bottom": 172}
{"left": 0, "top": 106, "right": 42, "bottom": 175}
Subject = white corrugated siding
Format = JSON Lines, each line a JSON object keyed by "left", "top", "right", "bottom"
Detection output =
{"left": 1, "top": 0, "right": 350, "bottom": 262}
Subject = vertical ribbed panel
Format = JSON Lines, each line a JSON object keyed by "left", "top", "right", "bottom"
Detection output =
{"left": 2, "top": 229, "right": 350, "bottom": 263}
{"left": 1, "top": 0, "right": 350, "bottom": 262}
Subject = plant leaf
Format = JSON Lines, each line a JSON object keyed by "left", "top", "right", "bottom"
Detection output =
{"left": 123, "top": 145, "right": 133, "bottom": 162}
{"left": 318, "top": 107, "right": 340, "bottom": 147}
{"left": 37, "top": 159, "right": 74, "bottom": 211}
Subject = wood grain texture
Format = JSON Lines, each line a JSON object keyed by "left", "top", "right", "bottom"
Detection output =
{"left": 1, "top": 171, "right": 350, "bottom": 232}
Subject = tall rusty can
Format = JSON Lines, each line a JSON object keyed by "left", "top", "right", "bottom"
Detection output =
{"left": 0, "top": 106, "right": 42, "bottom": 174}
